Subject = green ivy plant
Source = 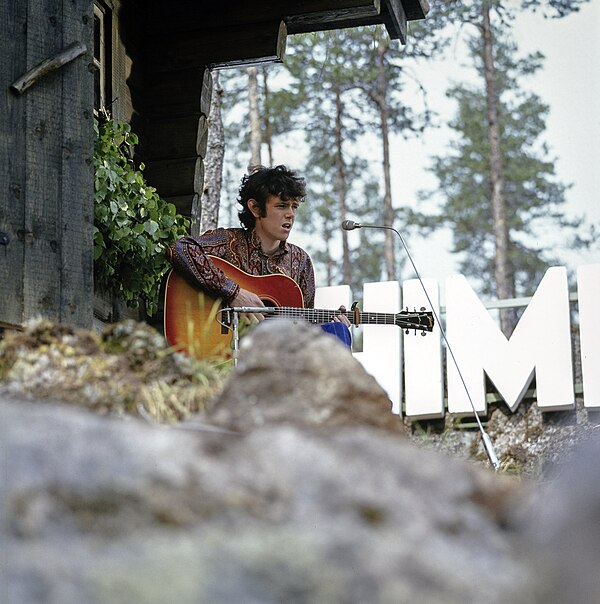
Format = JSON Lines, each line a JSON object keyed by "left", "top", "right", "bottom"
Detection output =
{"left": 93, "top": 118, "right": 189, "bottom": 316}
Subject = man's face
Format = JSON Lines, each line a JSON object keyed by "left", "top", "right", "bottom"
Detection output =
{"left": 251, "top": 195, "right": 300, "bottom": 244}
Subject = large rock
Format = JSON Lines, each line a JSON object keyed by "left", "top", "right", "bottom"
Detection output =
{"left": 1, "top": 396, "right": 530, "bottom": 604}
{"left": 514, "top": 436, "right": 600, "bottom": 603}
{"left": 8, "top": 319, "right": 599, "bottom": 603}
{"left": 206, "top": 320, "right": 406, "bottom": 435}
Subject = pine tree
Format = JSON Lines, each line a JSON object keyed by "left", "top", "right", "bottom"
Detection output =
{"left": 195, "top": 71, "right": 224, "bottom": 234}
{"left": 275, "top": 27, "right": 431, "bottom": 288}
{"left": 411, "top": 0, "right": 590, "bottom": 335}
{"left": 419, "top": 32, "right": 582, "bottom": 299}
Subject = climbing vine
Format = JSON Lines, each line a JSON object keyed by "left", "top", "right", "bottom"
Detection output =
{"left": 93, "top": 118, "right": 189, "bottom": 316}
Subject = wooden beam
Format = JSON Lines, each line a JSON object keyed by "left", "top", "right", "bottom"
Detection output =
{"left": 143, "top": 115, "right": 208, "bottom": 162}
{"left": 286, "top": 1, "right": 381, "bottom": 34}
{"left": 402, "top": 0, "right": 430, "bottom": 20}
{"left": 144, "top": 158, "right": 195, "bottom": 198}
{"left": 142, "top": 0, "right": 427, "bottom": 43}
{"left": 382, "top": 0, "right": 408, "bottom": 44}
{"left": 146, "top": 21, "right": 287, "bottom": 74}
{"left": 144, "top": 1, "right": 391, "bottom": 34}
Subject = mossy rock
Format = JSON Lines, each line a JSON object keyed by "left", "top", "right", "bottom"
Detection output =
{"left": 0, "top": 319, "right": 229, "bottom": 422}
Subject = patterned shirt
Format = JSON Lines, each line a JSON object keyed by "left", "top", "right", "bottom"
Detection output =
{"left": 167, "top": 228, "right": 316, "bottom": 308}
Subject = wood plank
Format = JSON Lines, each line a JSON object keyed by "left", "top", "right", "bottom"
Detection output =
{"left": 143, "top": 115, "right": 206, "bottom": 161}
{"left": 286, "top": 2, "right": 381, "bottom": 34}
{"left": 142, "top": 0, "right": 427, "bottom": 41}
{"left": 286, "top": 0, "right": 427, "bottom": 39}
{"left": 111, "top": 0, "right": 131, "bottom": 122}
{"left": 402, "top": 0, "right": 429, "bottom": 20}
{"left": 0, "top": 0, "right": 27, "bottom": 326}
{"left": 22, "top": 0, "right": 63, "bottom": 322}
{"left": 144, "top": 0, "right": 386, "bottom": 33}
{"left": 145, "top": 21, "right": 287, "bottom": 73}
{"left": 144, "top": 157, "right": 197, "bottom": 198}
{"left": 381, "top": 0, "right": 408, "bottom": 44}
{"left": 144, "top": 68, "right": 211, "bottom": 118}
{"left": 59, "top": 0, "right": 94, "bottom": 327}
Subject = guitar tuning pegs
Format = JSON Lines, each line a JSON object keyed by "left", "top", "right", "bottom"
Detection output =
{"left": 420, "top": 306, "right": 426, "bottom": 312}
{"left": 405, "top": 329, "right": 409, "bottom": 335}
{"left": 421, "top": 330, "right": 427, "bottom": 337}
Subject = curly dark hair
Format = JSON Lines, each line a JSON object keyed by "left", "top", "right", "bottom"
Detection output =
{"left": 237, "top": 165, "right": 307, "bottom": 229}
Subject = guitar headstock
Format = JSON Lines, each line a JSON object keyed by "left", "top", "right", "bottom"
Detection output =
{"left": 395, "top": 310, "right": 435, "bottom": 333}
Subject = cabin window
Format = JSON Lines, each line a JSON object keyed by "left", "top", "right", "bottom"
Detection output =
{"left": 93, "top": 1, "right": 112, "bottom": 112}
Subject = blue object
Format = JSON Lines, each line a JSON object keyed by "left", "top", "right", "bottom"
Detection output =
{"left": 320, "top": 322, "right": 352, "bottom": 348}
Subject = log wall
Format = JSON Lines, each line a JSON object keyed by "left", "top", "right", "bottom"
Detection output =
{"left": 0, "top": 0, "right": 95, "bottom": 328}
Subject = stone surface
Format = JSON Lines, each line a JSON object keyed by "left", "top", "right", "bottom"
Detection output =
{"left": 207, "top": 320, "right": 406, "bottom": 435}
{"left": 3, "top": 318, "right": 598, "bottom": 603}
{"left": 1, "top": 396, "right": 529, "bottom": 604}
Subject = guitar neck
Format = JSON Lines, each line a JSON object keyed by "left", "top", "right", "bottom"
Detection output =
{"left": 272, "top": 307, "right": 397, "bottom": 326}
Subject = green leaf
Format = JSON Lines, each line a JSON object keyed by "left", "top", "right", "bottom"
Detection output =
{"left": 144, "top": 220, "right": 159, "bottom": 235}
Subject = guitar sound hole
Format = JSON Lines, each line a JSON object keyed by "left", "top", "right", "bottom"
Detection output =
{"left": 263, "top": 299, "right": 276, "bottom": 320}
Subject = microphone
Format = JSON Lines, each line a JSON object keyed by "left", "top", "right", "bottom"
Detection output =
{"left": 341, "top": 220, "right": 361, "bottom": 231}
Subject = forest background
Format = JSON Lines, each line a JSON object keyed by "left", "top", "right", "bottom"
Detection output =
{"left": 195, "top": 0, "right": 599, "bottom": 331}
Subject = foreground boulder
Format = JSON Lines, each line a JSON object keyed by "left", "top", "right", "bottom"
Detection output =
{"left": 2, "top": 396, "right": 528, "bottom": 604}
{"left": 4, "top": 319, "right": 598, "bottom": 603}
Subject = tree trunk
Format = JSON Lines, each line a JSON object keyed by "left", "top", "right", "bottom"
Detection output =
{"left": 376, "top": 35, "right": 396, "bottom": 281}
{"left": 247, "top": 66, "right": 262, "bottom": 169}
{"left": 481, "top": 2, "right": 517, "bottom": 336}
{"left": 197, "top": 71, "right": 225, "bottom": 235}
{"left": 261, "top": 67, "right": 274, "bottom": 166}
{"left": 335, "top": 86, "right": 352, "bottom": 286}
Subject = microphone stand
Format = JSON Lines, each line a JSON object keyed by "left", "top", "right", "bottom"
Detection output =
{"left": 218, "top": 307, "right": 276, "bottom": 366}
{"left": 342, "top": 220, "right": 500, "bottom": 471}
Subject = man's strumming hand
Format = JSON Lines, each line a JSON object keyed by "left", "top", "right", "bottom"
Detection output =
{"left": 231, "top": 288, "right": 265, "bottom": 323}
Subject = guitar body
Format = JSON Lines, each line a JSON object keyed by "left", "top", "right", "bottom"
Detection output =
{"left": 164, "top": 256, "right": 304, "bottom": 360}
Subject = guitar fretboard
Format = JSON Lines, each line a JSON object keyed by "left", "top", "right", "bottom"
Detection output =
{"left": 270, "top": 307, "right": 402, "bottom": 326}
{"left": 269, "top": 306, "right": 426, "bottom": 328}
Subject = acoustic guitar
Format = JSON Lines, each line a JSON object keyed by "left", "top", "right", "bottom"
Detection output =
{"left": 163, "top": 255, "right": 434, "bottom": 360}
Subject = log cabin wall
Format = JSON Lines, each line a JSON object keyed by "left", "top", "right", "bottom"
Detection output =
{"left": 0, "top": 0, "right": 95, "bottom": 329}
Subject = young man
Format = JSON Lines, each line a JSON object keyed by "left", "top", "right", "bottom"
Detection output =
{"left": 168, "top": 165, "right": 350, "bottom": 331}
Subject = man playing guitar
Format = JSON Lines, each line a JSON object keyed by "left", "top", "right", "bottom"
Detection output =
{"left": 167, "top": 164, "right": 351, "bottom": 350}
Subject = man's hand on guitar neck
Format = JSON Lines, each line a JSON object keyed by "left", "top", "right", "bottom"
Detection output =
{"left": 230, "top": 289, "right": 351, "bottom": 327}
{"left": 231, "top": 288, "right": 266, "bottom": 323}
{"left": 332, "top": 312, "right": 351, "bottom": 326}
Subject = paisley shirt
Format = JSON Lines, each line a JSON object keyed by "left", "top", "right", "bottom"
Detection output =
{"left": 167, "top": 228, "right": 316, "bottom": 308}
